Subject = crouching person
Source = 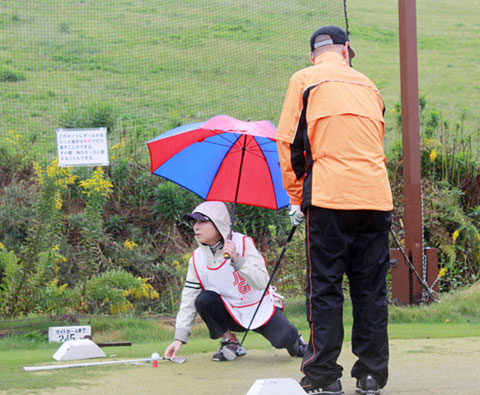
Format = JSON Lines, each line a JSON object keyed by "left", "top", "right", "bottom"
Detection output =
{"left": 164, "top": 201, "right": 306, "bottom": 362}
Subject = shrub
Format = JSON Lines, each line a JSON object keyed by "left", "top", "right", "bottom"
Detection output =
{"left": 75, "top": 167, "right": 113, "bottom": 294}
{"left": 0, "top": 179, "right": 37, "bottom": 250}
{"left": 0, "top": 67, "right": 25, "bottom": 82}
{"left": 0, "top": 161, "right": 78, "bottom": 317}
{"left": 261, "top": 225, "right": 306, "bottom": 299}
{"left": 59, "top": 101, "right": 118, "bottom": 134}
{"left": 234, "top": 205, "right": 288, "bottom": 247}
{"left": 82, "top": 268, "right": 159, "bottom": 315}
{"left": 152, "top": 181, "right": 200, "bottom": 222}
{"left": 389, "top": 97, "right": 479, "bottom": 292}
{"left": 0, "top": 130, "right": 33, "bottom": 176}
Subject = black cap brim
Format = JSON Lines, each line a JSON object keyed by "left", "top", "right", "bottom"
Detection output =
{"left": 184, "top": 212, "right": 210, "bottom": 222}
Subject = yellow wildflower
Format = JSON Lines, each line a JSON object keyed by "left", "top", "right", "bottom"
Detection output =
{"left": 0, "top": 242, "right": 4, "bottom": 250}
{"left": 6, "top": 129, "right": 22, "bottom": 146}
{"left": 452, "top": 230, "right": 459, "bottom": 243}
{"left": 122, "top": 288, "right": 136, "bottom": 297}
{"left": 124, "top": 239, "right": 138, "bottom": 250}
{"left": 55, "top": 169, "right": 78, "bottom": 188}
{"left": 110, "top": 301, "right": 134, "bottom": 314}
{"left": 111, "top": 137, "right": 125, "bottom": 151}
{"left": 32, "top": 161, "right": 44, "bottom": 185}
{"left": 429, "top": 149, "right": 438, "bottom": 162}
{"left": 79, "top": 167, "right": 113, "bottom": 198}
{"left": 438, "top": 267, "right": 447, "bottom": 278}
{"left": 54, "top": 190, "right": 63, "bottom": 210}
{"left": 139, "top": 283, "right": 159, "bottom": 299}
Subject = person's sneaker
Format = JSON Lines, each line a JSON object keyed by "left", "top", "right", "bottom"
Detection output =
{"left": 300, "top": 376, "right": 344, "bottom": 395}
{"left": 212, "top": 336, "right": 247, "bottom": 361}
{"left": 227, "top": 333, "right": 246, "bottom": 357}
{"left": 355, "top": 374, "right": 380, "bottom": 395}
{"left": 288, "top": 334, "right": 307, "bottom": 358}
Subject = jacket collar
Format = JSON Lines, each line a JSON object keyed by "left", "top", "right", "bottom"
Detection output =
{"left": 314, "top": 51, "right": 347, "bottom": 66}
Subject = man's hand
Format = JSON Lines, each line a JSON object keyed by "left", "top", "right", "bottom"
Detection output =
{"left": 288, "top": 205, "right": 304, "bottom": 226}
{"left": 164, "top": 340, "right": 183, "bottom": 359}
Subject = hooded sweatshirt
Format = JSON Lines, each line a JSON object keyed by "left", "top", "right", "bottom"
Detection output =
{"left": 173, "top": 201, "right": 271, "bottom": 343}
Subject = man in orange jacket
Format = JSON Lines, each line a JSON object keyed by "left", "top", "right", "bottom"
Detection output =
{"left": 276, "top": 26, "right": 393, "bottom": 395}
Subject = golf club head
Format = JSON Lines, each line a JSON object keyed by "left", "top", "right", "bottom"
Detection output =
{"left": 162, "top": 356, "right": 186, "bottom": 364}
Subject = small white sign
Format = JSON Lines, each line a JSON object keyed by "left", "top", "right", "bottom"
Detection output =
{"left": 52, "top": 339, "right": 106, "bottom": 361}
{"left": 247, "top": 378, "right": 305, "bottom": 395}
{"left": 48, "top": 325, "right": 91, "bottom": 343}
{"left": 56, "top": 127, "right": 109, "bottom": 167}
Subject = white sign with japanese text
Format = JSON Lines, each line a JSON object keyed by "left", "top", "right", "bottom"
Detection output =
{"left": 48, "top": 325, "right": 91, "bottom": 343}
{"left": 56, "top": 128, "right": 109, "bottom": 167}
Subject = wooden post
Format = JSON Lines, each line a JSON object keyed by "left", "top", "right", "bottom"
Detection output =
{"left": 391, "top": 0, "right": 438, "bottom": 304}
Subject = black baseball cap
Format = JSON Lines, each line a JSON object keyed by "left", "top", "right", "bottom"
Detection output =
{"left": 310, "top": 25, "right": 355, "bottom": 59}
{"left": 184, "top": 212, "right": 210, "bottom": 222}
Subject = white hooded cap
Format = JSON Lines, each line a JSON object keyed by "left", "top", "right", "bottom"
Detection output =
{"left": 185, "top": 201, "right": 231, "bottom": 242}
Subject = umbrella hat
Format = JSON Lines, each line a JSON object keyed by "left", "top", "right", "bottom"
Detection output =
{"left": 147, "top": 115, "right": 289, "bottom": 213}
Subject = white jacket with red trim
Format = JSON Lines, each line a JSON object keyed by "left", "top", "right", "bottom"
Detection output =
{"left": 173, "top": 201, "right": 271, "bottom": 344}
{"left": 192, "top": 232, "right": 275, "bottom": 329}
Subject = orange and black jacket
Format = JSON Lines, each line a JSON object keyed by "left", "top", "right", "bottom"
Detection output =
{"left": 276, "top": 51, "right": 393, "bottom": 211}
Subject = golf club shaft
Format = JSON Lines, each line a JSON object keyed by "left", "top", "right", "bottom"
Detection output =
{"left": 23, "top": 358, "right": 151, "bottom": 372}
{"left": 240, "top": 225, "right": 297, "bottom": 347}
{"left": 23, "top": 356, "right": 185, "bottom": 372}
{"left": 390, "top": 229, "right": 439, "bottom": 301}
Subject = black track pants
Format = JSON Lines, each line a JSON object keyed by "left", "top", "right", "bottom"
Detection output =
{"left": 195, "top": 290, "right": 299, "bottom": 351}
{"left": 301, "top": 206, "right": 391, "bottom": 388}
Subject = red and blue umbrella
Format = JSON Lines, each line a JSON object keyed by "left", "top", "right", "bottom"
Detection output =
{"left": 147, "top": 115, "right": 289, "bottom": 225}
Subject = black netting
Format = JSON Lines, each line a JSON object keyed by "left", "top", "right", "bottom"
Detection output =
{"left": 0, "top": 0, "right": 348, "bottom": 163}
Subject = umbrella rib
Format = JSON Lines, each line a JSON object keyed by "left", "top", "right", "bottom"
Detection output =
{"left": 209, "top": 131, "right": 237, "bottom": 144}
{"left": 216, "top": 145, "right": 269, "bottom": 163}
{"left": 204, "top": 141, "right": 237, "bottom": 149}
{"left": 203, "top": 134, "right": 242, "bottom": 199}
{"left": 250, "top": 137, "right": 279, "bottom": 209}
{"left": 248, "top": 139, "right": 278, "bottom": 154}
{"left": 205, "top": 133, "right": 276, "bottom": 154}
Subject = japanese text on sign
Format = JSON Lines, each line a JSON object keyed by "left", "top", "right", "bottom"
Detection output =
{"left": 48, "top": 326, "right": 92, "bottom": 343}
{"left": 56, "top": 128, "right": 109, "bottom": 167}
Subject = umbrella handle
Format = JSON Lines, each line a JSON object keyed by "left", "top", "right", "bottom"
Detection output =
{"left": 223, "top": 233, "right": 233, "bottom": 259}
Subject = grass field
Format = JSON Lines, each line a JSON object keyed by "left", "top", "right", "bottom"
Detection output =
{"left": 0, "top": 2, "right": 479, "bottom": 391}
{"left": 350, "top": 0, "right": 480, "bottom": 138}
{"left": 1, "top": 284, "right": 479, "bottom": 393}
{"left": 1, "top": 0, "right": 479, "bottom": 159}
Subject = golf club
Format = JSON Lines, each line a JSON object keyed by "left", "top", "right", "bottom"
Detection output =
{"left": 390, "top": 228, "right": 440, "bottom": 302}
{"left": 240, "top": 225, "right": 297, "bottom": 347}
{"left": 23, "top": 355, "right": 186, "bottom": 372}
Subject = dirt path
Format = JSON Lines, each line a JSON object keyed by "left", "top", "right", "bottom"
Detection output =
{"left": 25, "top": 337, "right": 480, "bottom": 394}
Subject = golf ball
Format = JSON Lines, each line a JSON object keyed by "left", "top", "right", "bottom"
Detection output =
{"left": 151, "top": 352, "right": 160, "bottom": 360}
